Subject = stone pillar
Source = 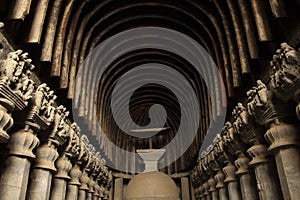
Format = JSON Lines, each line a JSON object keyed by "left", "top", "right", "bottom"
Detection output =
{"left": 0, "top": 129, "right": 39, "bottom": 200}
{"left": 87, "top": 177, "right": 96, "bottom": 200}
{"left": 50, "top": 155, "right": 72, "bottom": 200}
{"left": 222, "top": 163, "right": 242, "bottom": 200}
{"left": 93, "top": 184, "right": 100, "bottom": 200}
{"left": 265, "top": 124, "right": 300, "bottom": 200}
{"left": 78, "top": 170, "right": 90, "bottom": 200}
{"left": 203, "top": 181, "right": 211, "bottom": 200}
{"left": 114, "top": 178, "right": 123, "bottom": 200}
{"left": 235, "top": 156, "right": 258, "bottom": 200}
{"left": 208, "top": 177, "right": 218, "bottom": 200}
{"left": 26, "top": 143, "right": 59, "bottom": 200}
{"left": 247, "top": 144, "right": 283, "bottom": 200}
{"left": 198, "top": 185, "right": 204, "bottom": 200}
{"left": 215, "top": 171, "right": 228, "bottom": 200}
{"left": 66, "top": 164, "right": 82, "bottom": 200}
{"left": 99, "top": 185, "right": 106, "bottom": 200}
{"left": 181, "top": 177, "right": 191, "bottom": 200}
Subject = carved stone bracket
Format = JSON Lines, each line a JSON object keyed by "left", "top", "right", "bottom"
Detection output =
{"left": 269, "top": 43, "right": 300, "bottom": 119}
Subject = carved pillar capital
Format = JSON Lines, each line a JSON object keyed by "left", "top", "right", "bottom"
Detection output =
{"left": 34, "top": 143, "right": 59, "bottom": 172}
{"left": 208, "top": 177, "right": 216, "bottom": 192}
{"left": 203, "top": 181, "right": 209, "bottom": 196}
{"left": 79, "top": 170, "right": 90, "bottom": 190}
{"left": 265, "top": 124, "right": 300, "bottom": 152}
{"left": 54, "top": 155, "right": 72, "bottom": 179}
{"left": 9, "top": 129, "right": 39, "bottom": 158}
{"left": 234, "top": 156, "right": 250, "bottom": 175}
{"left": 222, "top": 163, "right": 237, "bottom": 183}
{"left": 247, "top": 144, "right": 269, "bottom": 165}
{"left": 69, "top": 164, "right": 82, "bottom": 185}
{"left": 87, "top": 177, "right": 96, "bottom": 193}
{"left": 93, "top": 184, "right": 100, "bottom": 197}
{"left": 214, "top": 170, "right": 226, "bottom": 188}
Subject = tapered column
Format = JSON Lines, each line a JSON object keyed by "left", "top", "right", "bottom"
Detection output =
{"left": 235, "top": 156, "right": 258, "bottom": 200}
{"left": 26, "top": 143, "right": 59, "bottom": 200}
{"left": 203, "top": 181, "right": 211, "bottom": 200}
{"left": 0, "top": 129, "right": 39, "bottom": 200}
{"left": 66, "top": 164, "right": 82, "bottom": 200}
{"left": 104, "top": 187, "right": 110, "bottom": 200}
{"left": 215, "top": 171, "right": 228, "bottom": 200}
{"left": 93, "top": 184, "right": 100, "bottom": 200}
{"left": 247, "top": 144, "right": 282, "bottom": 200}
{"left": 181, "top": 177, "right": 191, "bottom": 200}
{"left": 265, "top": 124, "right": 300, "bottom": 199}
{"left": 99, "top": 185, "right": 106, "bottom": 200}
{"left": 208, "top": 177, "right": 218, "bottom": 200}
{"left": 114, "top": 178, "right": 123, "bottom": 200}
{"left": 222, "top": 163, "right": 242, "bottom": 200}
{"left": 50, "top": 155, "right": 72, "bottom": 200}
{"left": 198, "top": 185, "right": 204, "bottom": 200}
{"left": 87, "top": 177, "right": 96, "bottom": 200}
{"left": 208, "top": 178, "right": 218, "bottom": 200}
{"left": 78, "top": 170, "right": 90, "bottom": 200}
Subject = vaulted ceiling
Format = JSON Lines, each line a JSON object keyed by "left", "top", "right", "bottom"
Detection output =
{"left": 0, "top": 0, "right": 298, "bottom": 174}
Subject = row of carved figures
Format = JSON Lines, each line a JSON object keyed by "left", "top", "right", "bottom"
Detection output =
{"left": 191, "top": 42, "right": 300, "bottom": 200}
{"left": 0, "top": 50, "right": 112, "bottom": 200}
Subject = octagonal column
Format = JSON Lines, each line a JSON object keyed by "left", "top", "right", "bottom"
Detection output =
{"left": 214, "top": 170, "right": 228, "bottom": 200}
{"left": 222, "top": 163, "right": 241, "bottom": 200}
{"left": 235, "top": 156, "right": 258, "bottom": 200}
{"left": 50, "top": 154, "right": 72, "bottom": 200}
{"left": 265, "top": 124, "right": 300, "bottom": 199}
{"left": 78, "top": 170, "right": 90, "bottom": 200}
{"left": 0, "top": 129, "right": 39, "bottom": 200}
{"left": 66, "top": 164, "right": 82, "bottom": 200}
{"left": 208, "top": 177, "right": 218, "bottom": 200}
{"left": 26, "top": 143, "right": 59, "bottom": 200}
{"left": 247, "top": 144, "right": 282, "bottom": 200}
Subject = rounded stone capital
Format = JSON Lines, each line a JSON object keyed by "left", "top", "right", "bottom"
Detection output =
{"left": 208, "top": 178, "right": 216, "bottom": 192}
{"left": 9, "top": 129, "right": 39, "bottom": 158}
{"left": 222, "top": 163, "right": 237, "bottom": 183}
{"left": 247, "top": 144, "right": 269, "bottom": 165}
{"left": 265, "top": 124, "right": 300, "bottom": 152}
{"left": 93, "top": 184, "right": 100, "bottom": 197}
{"left": 54, "top": 156, "right": 72, "bottom": 179}
{"left": 203, "top": 182, "right": 209, "bottom": 195}
{"left": 88, "top": 178, "right": 96, "bottom": 193}
{"left": 79, "top": 171, "right": 90, "bottom": 190}
{"left": 214, "top": 170, "right": 225, "bottom": 188}
{"left": 235, "top": 156, "right": 250, "bottom": 175}
{"left": 34, "top": 143, "right": 59, "bottom": 172}
{"left": 99, "top": 185, "right": 105, "bottom": 198}
{"left": 69, "top": 164, "right": 82, "bottom": 185}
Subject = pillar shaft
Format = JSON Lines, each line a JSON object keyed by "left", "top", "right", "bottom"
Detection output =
{"left": 66, "top": 164, "right": 82, "bottom": 200}
{"left": 265, "top": 124, "right": 300, "bottom": 200}
{"left": 78, "top": 170, "right": 90, "bottom": 200}
{"left": 66, "top": 185, "right": 79, "bottom": 200}
{"left": 50, "top": 179, "right": 67, "bottom": 200}
{"left": 26, "top": 143, "right": 59, "bottom": 200}
{"left": 114, "top": 178, "right": 123, "bottom": 200}
{"left": 181, "top": 177, "right": 191, "bottom": 200}
{"left": 247, "top": 144, "right": 282, "bottom": 200}
{"left": 235, "top": 156, "right": 259, "bottom": 200}
{"left": 0, "top": 129, "right": 39, "bottom": 200}
{"left": 222, "top": 163, "right": 242, "bottom": 200}
{"left": 215, "top": 171, "right": 228, "bottom": 200}
{"left": 50, "top": 155, "right": 72, "bottom": 200}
